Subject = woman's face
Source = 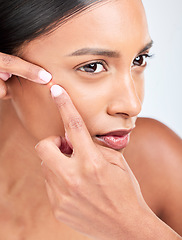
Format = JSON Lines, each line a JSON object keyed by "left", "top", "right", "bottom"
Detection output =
{"left": 8, "top": 0, "right": 152, "bottom": 150}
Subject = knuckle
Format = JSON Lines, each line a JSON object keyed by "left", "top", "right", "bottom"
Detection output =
{"left": 54, "top": 208, "right": 63, "bottom": 221}
{"left": 70, "top": 178, "right": 81, "bottom": 193}
{"left": 85, "top": 154, "right": 104, "bottom": 176}
{"left": 0, "top": 53, "right": 15, "bottom": 67}
{"left": 57, "top": 95, "right": 69, "bottom": 108}
{"left": 55, "top": 195, "right": 71, "bottom": 213}
{"left": 84, "top": 164, "right": 96, "bottom": 177}
{"left": 66, "top": 174, "right": 82, "bottom": 194}
{"left": 54, "top": 206, "right": 69, "bottom": 222}
{"left": 25, "top": 64, "right": 36, "bottom": 79}
{"left": 59, "top": 195, "right": 68, "bottom": 208}
{"left": 20, "top": 62, "right": 38, "bottom": 81}
{"left": 68, "top": 117, "right": 83, "bottom": 130}
{"left": 91, "top": 153, "right": 104, "bottom": 170}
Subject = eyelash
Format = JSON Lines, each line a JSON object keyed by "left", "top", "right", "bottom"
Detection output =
{"left": 76, "top": 53, "right": 153, "bottom": 74}
{"left": 131, "top": 53, "right": 153, "bottom": 68}
{"left": 76, "top": 60, "right": 107, "bottom": 74}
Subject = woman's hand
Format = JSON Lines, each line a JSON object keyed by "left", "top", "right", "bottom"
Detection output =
{"left": 35, "top": 85, "right": 181, "bottom": 240}
{"left": 0, "top": 52, "right": 52, "bottom": 98}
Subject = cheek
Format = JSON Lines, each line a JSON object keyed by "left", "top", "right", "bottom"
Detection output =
{"left": 8, "top": 77, "right": 65, "bottom": 140}
{"left": 65, "top": 82, "right": 103, "bottom": 133}
{"left": 132, "top": 71, "right": 145, "bottom": 104}
{"left": 8, "top": 73, "right": 107, "bottom": 140}
{"left": 57, "top": 75, "right": 106, "bottom": 135}
{"left": 139, "top": 75, "right": 145, "bottom": 103}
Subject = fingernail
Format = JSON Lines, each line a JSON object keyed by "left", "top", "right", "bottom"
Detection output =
{"left": 0, "top": 72, "right": 12, "bottom": 81}
{"left": 38, "top": 70, "right": 52, "bottom": 83}
{"left": 35, "top": 143, "right": 39, "bottom": 149}
{"left": 51, "top": 85, "right": 64, "bottom": 97}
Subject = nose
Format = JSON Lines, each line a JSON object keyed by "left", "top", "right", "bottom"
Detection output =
{"left": 107, "top": 72, "right": 142, "bottom": 118}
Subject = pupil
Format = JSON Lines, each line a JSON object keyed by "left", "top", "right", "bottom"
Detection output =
{"left": 135, "top": 56, "right": 143, "bottom": 66}
{"left": 84, "top": 63, "right": 97, "bottom": 72}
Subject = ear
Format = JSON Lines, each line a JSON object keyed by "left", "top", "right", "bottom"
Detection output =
{"left": 0, "top": 77, "right": 13, "bottom": 100}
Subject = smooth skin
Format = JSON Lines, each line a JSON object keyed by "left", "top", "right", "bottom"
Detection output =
{"left": 0, "top": 0, "right": 181, "bottom": 239}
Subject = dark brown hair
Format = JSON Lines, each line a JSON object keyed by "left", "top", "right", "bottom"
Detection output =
{"left": 0, "top": 0, "right": 106, "bottom": 54}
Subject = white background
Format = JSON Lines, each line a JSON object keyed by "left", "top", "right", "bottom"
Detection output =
{"left": 139, "top": 0, "right": 182, "bottom": 138}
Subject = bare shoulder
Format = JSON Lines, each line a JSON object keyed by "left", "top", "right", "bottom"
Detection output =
{"left": 132, "top": 117, "right": 182, "bottom": 170}
{"left": 124, "top": 117, "right": 182, "bottom": 235}
{"left": 135, "top": 117, "right": 181, "bottom": 143}
{"left": 125, "top": 117, "right": 182, "bottom": 167}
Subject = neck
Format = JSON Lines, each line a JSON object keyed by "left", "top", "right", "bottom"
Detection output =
{"left": 0, "top": 100, "right": 45, "bottom": 197}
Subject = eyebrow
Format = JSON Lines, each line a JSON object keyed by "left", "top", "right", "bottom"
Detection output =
{"left": 138, "top": 40, "right": 154, "bottom": 54}
{"left": 68, "top": 48, "right": 120, "bottom": 58}
{"left": 67, "top": 39, "right": 153, "bottom": 58}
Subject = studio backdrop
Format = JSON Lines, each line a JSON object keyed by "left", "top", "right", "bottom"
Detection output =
{"left": 140, "top": 0, "right": 182, "bottom": 138}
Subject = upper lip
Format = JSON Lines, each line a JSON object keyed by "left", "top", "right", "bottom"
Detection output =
{"left": 96, "top": 128, "right": 133, "bottom": 137}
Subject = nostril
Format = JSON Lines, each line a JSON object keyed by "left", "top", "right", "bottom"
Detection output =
{"left": 116, "top": 112, "right": 129, "bottom": 117}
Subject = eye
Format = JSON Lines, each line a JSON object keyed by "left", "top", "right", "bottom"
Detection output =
{"left": 132, "top": 54, "right": 152, "bottom": 67}
{"left": 77, "top": 61, "right": 106, "bottom": 74}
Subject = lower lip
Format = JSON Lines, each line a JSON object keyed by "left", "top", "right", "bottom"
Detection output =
{"left": 96, "top": 134, "right": 130, "bottom": 150}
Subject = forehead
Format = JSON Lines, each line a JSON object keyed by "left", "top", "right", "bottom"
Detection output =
{"left": 23, "top": 0, "right": 150, "bottom": 59}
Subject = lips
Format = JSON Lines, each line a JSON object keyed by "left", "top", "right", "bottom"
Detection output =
{"left": 95, "top": 129, "right": 132, "bottom": 150}
{"left": 59, "top": 129, "right": 133, "bottom": 154}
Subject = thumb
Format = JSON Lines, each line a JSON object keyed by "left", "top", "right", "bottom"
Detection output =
{"left": 35, "top": 136, "right": 68, "bottom": 177}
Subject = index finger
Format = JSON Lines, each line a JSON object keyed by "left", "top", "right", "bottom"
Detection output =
{"left": 50, "top": 84, "right": 96, "bottom": 155}
{"left": 0, "top": 52, "right": 52, "bottom": 84}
